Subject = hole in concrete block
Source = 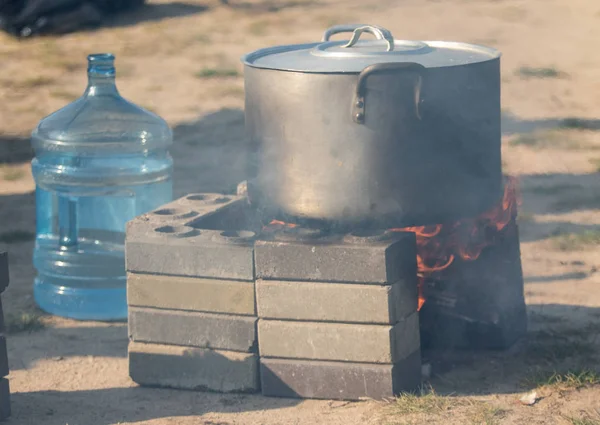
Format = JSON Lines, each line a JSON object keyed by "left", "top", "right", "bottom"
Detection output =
{"left": 154, "top": 225, "right": 199, "bottom": 238}
{"left": 213, "top": 197, "right": 231, "bottom": 204}
{"left": 186, "top": 194, "right": 207, "bottom": 201}
{"left": 153, "top": 208, "right": 197, "bottom": 219}
{"left": 221, "top": 230, "right": 255, "bottom": 238}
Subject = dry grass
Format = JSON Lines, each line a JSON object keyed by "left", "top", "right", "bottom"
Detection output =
{"left": 551, "top": 230, "right": 600, "bottom": 251}
{"left": 467, "top": 404, "right": 508, "bottom": 425}
{"left": 523, "top": 369, "right": 600, "bottom": 391}
{"left": 550, "top": 191, "right": 600, "bottom": 212}
{"left": 525, "top": 183, "right": 583, "bottom": 195}
{"left": 195, "top": 68, "right": 240, "bottom": 79}
{"left": 561, "top": 118, "right": 600, "bottom": 130}
{"left": 247, "top": 19, "right": 270, "bottom": 35}
{"left": 508, "top": 130, "right": 594, "bottom": 150}
{"left": 528, "top": 312, "right": 564, "bottom": 325}
{"left": 516, "top": 211, "right": 535, "bottom": 223}
{"left": 13, "top": 76, "right": 58, "bottom": 89}
{"left": 390, "top": 388, "right": 507, "bottom": 425}
{"left": 5, "top": 312, "right": 45, "bottom": 334}
{"left": 523, "top": 325, "right": 599, "bottom": 364}
{"left": 0, "top": 165, "right": 26, "bottom": 182}
{"left": 515, "top": 66, "right": 567, "bottom": 79}
{"left": 562, "top": 412, "right": 600, "bottom": 425}
{"left": 393, "top": 387, "right": 465, "bottom": 415}
{"left": 589, "top": 158, "right": 600, "bottom": 172}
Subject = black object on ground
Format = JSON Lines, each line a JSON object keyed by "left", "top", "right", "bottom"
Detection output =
{"left": 0, "top": 0, "right": 146, "bottom": 37}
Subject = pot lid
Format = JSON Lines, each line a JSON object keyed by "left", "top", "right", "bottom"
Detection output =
{"left": 242, "top": 24, "right": 500, "bottom": 73}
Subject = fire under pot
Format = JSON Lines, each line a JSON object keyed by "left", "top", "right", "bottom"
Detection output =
{"left": 124, "top": 177, "right": 526, "bottom": 400}
{"left": 123, "top": 23, "right": 526, "bottom": 401}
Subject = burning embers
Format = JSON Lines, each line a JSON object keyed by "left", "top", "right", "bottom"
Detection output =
{"left": 390, "top": 177, "right": 521, "bottom": 311}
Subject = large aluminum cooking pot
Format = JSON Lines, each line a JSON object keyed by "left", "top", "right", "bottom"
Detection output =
{"left": 242, "top": 24, "right": 502, "bottom": 227}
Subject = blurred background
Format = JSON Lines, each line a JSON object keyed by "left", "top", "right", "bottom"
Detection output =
{"left": 0, "top": 0, "right": 599, "bottom": 423}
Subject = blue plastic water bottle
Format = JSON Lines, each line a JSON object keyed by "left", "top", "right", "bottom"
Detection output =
{"left": 31, "top": 53, "right": 173, "bottom": 321}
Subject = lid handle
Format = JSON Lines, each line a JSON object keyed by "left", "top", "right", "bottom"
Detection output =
{"left": 322, "top": 24, "right": 395, "bottom": 52}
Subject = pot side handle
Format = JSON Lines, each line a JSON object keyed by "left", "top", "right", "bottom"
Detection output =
{"left": 352, "top": 62, "right": 425, "bottom": 124}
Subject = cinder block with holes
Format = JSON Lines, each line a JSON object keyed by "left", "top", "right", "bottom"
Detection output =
{"left": 125, "top": 195, "right": 260, "bottom": 393}
{"left": 125, "top": 194, "right": 256, "bottom": 280}
{"left": 0, "top": 252, "right": 10, "bottom": 420}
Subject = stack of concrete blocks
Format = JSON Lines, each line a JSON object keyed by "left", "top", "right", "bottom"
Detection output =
{"left": 0, "top": 252, "right": 10, "bottom": 420}
{"left": 126, "top": 194, "right": 260, "bottom": 393}
{"left": 125, "top": 192, "right": 423, "bottom": 400}
{"left": 254, "top": 231, "right": 423, "bottom": 400}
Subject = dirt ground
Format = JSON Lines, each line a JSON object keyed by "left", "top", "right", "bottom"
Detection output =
{"left": 0, "top": 0, "right": 599, "bottom": 423}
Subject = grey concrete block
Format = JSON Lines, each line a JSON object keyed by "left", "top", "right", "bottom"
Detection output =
{"left": 126, "top": 193, "right": 256, "bottom": 280}
{"left": 129, "top": 341, "right": 259, "bottom": 393}
{"left": 0, "top": 252, "right": 8, "bottom": 294}
{"left": 125, "top": 222, "right": 255, "bottom": 280}
{"left": 256, "top": 280, "right": 416, "bottom": 324}
{"left": 129, "top": 307, "right": 257, "bottom": 352}
{"left": 261, "top": 350, "right": 421, "bottom": 400}
{"left": 258, "top": 313, "right": 419, "bottom": 363}
{"left": 0, "top": 336, "right": 8, "bottom": 378}
{"left": 254, "top": 232, "right": 416, "bottom": 284}
{"left": 0, "top": 378, "right": 9, "bottom": 420}
{"left": 128, "top": 273, "right": 255, "bottom": 316}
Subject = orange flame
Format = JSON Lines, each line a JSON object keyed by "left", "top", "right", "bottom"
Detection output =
{"left": 268, "top": 220, "right": 297, "bottom": 228}
{"left": 263, "top": 219, "right": 298, "bottom": 232}
{"left": 391, "top": 176, "right": 520, "bottom": 311}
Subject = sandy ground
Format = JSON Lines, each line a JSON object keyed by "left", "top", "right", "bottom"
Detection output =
{"left": 0, "top": 0, "right": 600, "bottom": 423}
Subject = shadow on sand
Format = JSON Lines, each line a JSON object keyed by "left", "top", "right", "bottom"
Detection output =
{"left": 502, "top": 111, "right": 600, "bottom": 135}
{"left": 104, "top": 2, "right": 209, "bottom": 28}
{"left": 218, "top": 0, "right": 321, "bottom": 13}
{"left": 0, "top": 135, "right": 33, "bottom": 165}
{"left": 7, "top": 324, "right": 128, "bottom": 371}
{"left": 11, "top": 385, "right": 300, "bottom": 425}
{"left": 424, "top": 303, "right": 600, "bottom": 396}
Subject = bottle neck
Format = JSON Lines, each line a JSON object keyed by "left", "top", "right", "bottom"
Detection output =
{"left": 85, "top": 75, "right": 120, "bottom": 96}
{"left": 84, "top": 53, "right": 119, "bottom": 97}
